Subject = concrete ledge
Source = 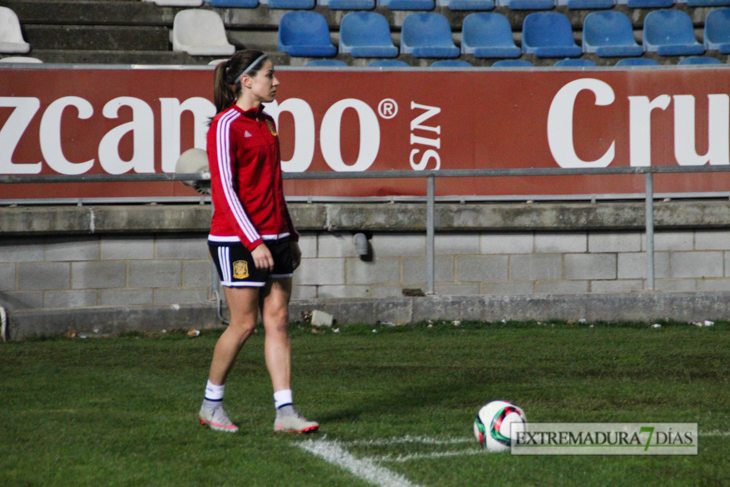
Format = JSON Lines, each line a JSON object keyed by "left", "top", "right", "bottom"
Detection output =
{"left": 24, "top": 25, "right": 170, "bottom": 52}
{"left": 3, "top": 200, "right": 730, "bottom": 235}
{"left": 8, "top": 292, "right": 729, "bottom": 340}
{"left": 291, "top": 292, "right": 730, "bottom": 325}
{"left": 7, "top": 302, "right": 220, "bottom": 341}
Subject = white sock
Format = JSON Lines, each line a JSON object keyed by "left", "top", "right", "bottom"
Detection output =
{"left": 274, "top": 389, "right": 293, "bottom": 409}
{"left": 205, "top": 380, "right": 225, "bottom": 402}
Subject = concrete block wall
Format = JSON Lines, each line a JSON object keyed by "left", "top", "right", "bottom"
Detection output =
{"left": 3, "top": 229, "right": 730, "bottom": 310}
{"left": 0, "top": 234, "right": 212, "bottom": 310}
{"left": 292, "top": 230, "right": 730, "bottom": 299}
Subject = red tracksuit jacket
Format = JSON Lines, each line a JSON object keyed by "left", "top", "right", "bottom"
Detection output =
{"left": 207, "top": 104, "right": 298, "bottom": 251}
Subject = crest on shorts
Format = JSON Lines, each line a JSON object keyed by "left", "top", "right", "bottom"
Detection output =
{"left": 265, "top": 119, "right": 277, "bottom": 136}
{"left": 232, "top": 260, "right": 249, "bottom": 279}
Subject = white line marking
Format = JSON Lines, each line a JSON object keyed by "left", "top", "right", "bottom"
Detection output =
{"left": 371, "top": 448, "right": 485, "bottom": 463}
{"left": 340, "top": 435, "right": 472, "bottom": 447}
{"left": 298, "top": 439, "right": 424, "bottom": 487}
{"left": 700, "top": 431, "right": 730, "bottom": 437}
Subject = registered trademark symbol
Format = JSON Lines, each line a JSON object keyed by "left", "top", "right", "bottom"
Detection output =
{"left": 378, "top": 99, "right": 398, "bottom": 119}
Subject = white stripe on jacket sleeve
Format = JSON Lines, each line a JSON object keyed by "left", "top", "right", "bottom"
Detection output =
{"left": 215, "top": 110, "right": 261, "bottom": 246}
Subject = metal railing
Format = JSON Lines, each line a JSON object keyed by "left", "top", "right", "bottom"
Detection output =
{"left": 4, "top": 165, "right": 730, "bottom": 293}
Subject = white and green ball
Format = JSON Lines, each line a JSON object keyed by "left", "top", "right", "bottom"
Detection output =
{"left": 175, "top": 148, "right": 211, "bottom": 195}
{"left": 473, "top": 400, "right": 527, "bottom": 452}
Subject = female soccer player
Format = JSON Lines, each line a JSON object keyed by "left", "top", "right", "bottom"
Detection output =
{"left": 198, "top": 50, "right": 318, "bottom": 434}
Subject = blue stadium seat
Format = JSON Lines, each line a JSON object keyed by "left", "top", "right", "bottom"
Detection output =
{"left": 686, "top": 0, "right": 730, "bottom": 6}
{"left": 278, "top": 12, "right": 337, "bottom": 57}
{"left": 678, "top": 56, "right": 722, "bottom": 65}
{"left": 401, "top": 13, "right": 459, "bottom": 58}
{"left": 583, "top": 11, "right": 643, "bottom": 57}
{"left": 705, "top": 8, "right": 730, "bottom": 53}
{"left": 306, "top": 59, "right": 348, "bottom": 66}
{"left": 261, "top": 0, "right": 314, "bottom": 7}
{"left": 340, "top": 13, "right": 397, "bottom": 58}
{"left": 522, "top": 13, "right": 582, "bottom": 58}
{"left": 462, "top": 13, "right": 520, "bottom": 58}
{"left": 616, "top": 0, "right": 672, "bottom": 7}
{"left": 436, "top": 0, "right": 494, "bottom": 9}
{"left": 555, "top": 58, "right": 596, "bottom": 66}
{"left": 556, "top": 0, "right": 613, "bottom": 8}
{"left": 492, "top": 59, "right": 534, "bottom": 66}
{"left": 643, "top": 10, "right": 704, "bottom": 56}
{"left": 377, "top": 0, "right": 435, "bottom": 9}
{"left": 319, "top": 0, "right": 375, "bottom": 9}
{"left": 369, "top": 60, "right": 411, "bottom": 66}
{"left": 207, "top": 0, "right": 258, "bottom": 7}
{"left": 431, "top": 60, "right": 472, "bottom": 66}
{"left": 615, "top": 57, "right": 659, "bottom": 66}
{"left": 495, "top": 0, "right": 553, "bottom": 9}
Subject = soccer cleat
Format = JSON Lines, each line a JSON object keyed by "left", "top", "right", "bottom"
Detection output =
{"left": 274, "top": 411, "right": 319, "bottom": 434}
{"left": 198, "top": 403, "right": 239, "bottom": 433}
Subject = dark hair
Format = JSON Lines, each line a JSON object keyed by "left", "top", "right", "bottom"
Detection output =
{"left": 213, "top": 50, "right": 268, "bottom": 114}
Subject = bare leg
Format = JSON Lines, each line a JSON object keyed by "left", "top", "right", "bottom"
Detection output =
{"left": 260, "top": 278, "right": 292, "bottom": 392}
{"left": 208, "top": 286, "right": 260, "bottom": 385}
{"left": 261, "top": 278, "right": 319, "bottom": 433}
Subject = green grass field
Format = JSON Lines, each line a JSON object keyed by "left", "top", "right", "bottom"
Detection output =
{"left": 1, "top": 320, "right": 729, "bottom": 487}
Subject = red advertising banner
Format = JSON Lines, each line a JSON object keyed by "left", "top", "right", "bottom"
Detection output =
{"left": 1, "top": 66, "right": 730, "bottom": 200}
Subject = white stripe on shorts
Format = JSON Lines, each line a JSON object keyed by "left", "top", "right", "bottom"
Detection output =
{"left": 218, "top": 246, "right": 229, "bottom": 283}
{"left": 220, "top": 280, "right": 266, "bottom": 287}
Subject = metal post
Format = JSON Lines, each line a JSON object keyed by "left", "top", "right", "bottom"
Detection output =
{"left": 427, "top": 175, "right": 435, "bottom": 295}
{"left": 211, "top": 200, "right": 219, "bottom": 298}
{"left": 645, "top": 172, "right": 655, "bottom": 291}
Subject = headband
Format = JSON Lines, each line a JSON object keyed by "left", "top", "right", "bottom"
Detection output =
{"left": 233, "top": 54, "right": 268, "bottom": 85}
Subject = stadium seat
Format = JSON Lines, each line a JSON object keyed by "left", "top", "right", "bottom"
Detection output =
{"left": 554, "top": 58, "right": 596, "bottom": 66}
{"left": 616, "top": 0, "right": 672, "bottom": 7}
{"left": 495, "top": 0, "right": 553, "bottom": 10}
{"left": 583, "top": 11, "right": 643, "bottom": 57}
{"left": 319, "top": 0, "right": 375, "bottom": 8}
{"left": 278, "top": 12, "right": 337, "bottom": 57}
{"left": 492, "top": 59, "right": 534, "bottom": 66}
{"left": 705, "top": 8, "right": 730, "bottom": 54}
{"left": 461, "top": 13, "right": 520, "bottom": 58}
{"left": 260, "top": 0, "right": 315, "bottom": 8}
{"left": 685, "top": 0, "right": 730, "bottom": 5}
{"left": 369, "top": 59, "right": 410, "bottom": 66}
{"left": 340, "top": 13, "right": 398, "bottom": 58}
{"left": 522, "top": 13, "right": 582, "bottom": 58}
{"left": 643, "top": 10, "right": 704, "bottom": 56}
{"left": 145, "top": 0, "right": 203, "bottom": 7}
{"left": 307, "top": 59, "right": 348, "bottom": 66}
{"left": 615, "top": 57, "right": 659, "bottom": 66}
{"left": 0, "top": 7, "right": 30, "bottom": 54}
{"left": 436, "top": 0, "right": 495, "bottom": 10}
{"left": 401, "top": 13, "right": 459, "bottom": 58}
{"left": 145, "top": 0, "right": 202, "bottom": 5}
{"left": 0, "top": 56, "right": 41, "bottom": 63}
{"left": 378, "top": 0, "right": 435, "bottom": 9}
{"left": 678, "top": 56, "right": 723, "bottom": 65}
{"left": 556, "top": 0, "right": 614, "bottom": 8}
{"left": 431, "top": 60, "right": 472, "bottom": 66}
{"left": 207, "top": 0, "right": 258, "bottom": 6}
{"left": 171, "top": 10, "right": 235, "bottom": 56}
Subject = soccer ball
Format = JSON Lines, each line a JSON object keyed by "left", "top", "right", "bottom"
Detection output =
{"left": 473, "top": 400, "right": 527, "bottom": 452}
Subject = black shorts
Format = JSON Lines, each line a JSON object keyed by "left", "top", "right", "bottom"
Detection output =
{"left": 209, "top": 238, "right": 294, "bottom": 288}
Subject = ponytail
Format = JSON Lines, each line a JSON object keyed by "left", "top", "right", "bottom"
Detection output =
{"left": 212, "top": 50, "right": 268, "bottom": 114}
{"left": 213, "top": 60, "right": 236, "bottom": 115}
